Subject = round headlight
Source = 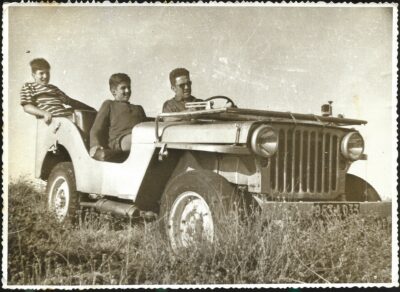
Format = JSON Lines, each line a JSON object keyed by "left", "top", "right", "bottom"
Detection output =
{"left": 251, "top": 126, "right": 278, "bottom": 157}
{"left": 341, "top": 132, "right": 364, "bottom": 161}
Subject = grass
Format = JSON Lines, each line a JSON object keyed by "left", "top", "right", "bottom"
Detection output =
{"left": 6, "top": 178, "right": 392, "bottom": 285}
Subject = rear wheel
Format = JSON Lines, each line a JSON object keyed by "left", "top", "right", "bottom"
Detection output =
{"left": 159, "top": 170, "right": 237, "bottom": 251}
{"left": 46, "top": 162, "right": 80, "bottom": 223}
{"left": 345, "top": 174, "right": 381, "bottom": 201}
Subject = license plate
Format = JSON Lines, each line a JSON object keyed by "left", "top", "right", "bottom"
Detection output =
{"left": 313, "top": 202, "right": 360, "bottom": 218}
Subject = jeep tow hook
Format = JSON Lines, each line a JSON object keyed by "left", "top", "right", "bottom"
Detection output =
{"left": 158, "top": 143, "right": 168, "bottom": 161}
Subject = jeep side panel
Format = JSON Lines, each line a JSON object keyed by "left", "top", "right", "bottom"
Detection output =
{"left": 37, "top": 119, "right": 257, "bottom": 202}
{"left": 37, "top": 118, "right": 156, "bottom": 200}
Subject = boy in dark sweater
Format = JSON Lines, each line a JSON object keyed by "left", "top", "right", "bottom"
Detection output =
{"left": 89, "top": 73, "right": 147, "bottom": 160}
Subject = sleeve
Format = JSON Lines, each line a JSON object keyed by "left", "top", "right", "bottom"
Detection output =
{"left": 90, "top": 101, "right": 111, "bottom": 148}
{"left": 51, "top": 85, "right": 94, "bottom": 110}
{"left": 20, "top": 83, "right": 36, "bottom": 106}
{"left": 162, "top": 100, "right": 173, "bottom": 113}
{"left": 139, "top": 105, "right": 147, "bottom": 120}
{"left": 53, "top": 86, "right": 72, "bottom": 104}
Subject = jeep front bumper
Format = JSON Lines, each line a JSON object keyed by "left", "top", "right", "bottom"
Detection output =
{"left": 254, "top": 200, "right": 392, "bottom": 218}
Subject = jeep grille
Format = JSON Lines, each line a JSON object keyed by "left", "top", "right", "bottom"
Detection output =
{"left": 270, "top": 127, "right": 341, "bottom": 195}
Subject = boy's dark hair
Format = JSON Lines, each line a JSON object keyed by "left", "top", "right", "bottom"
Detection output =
{"left": 30, "top": 58, "right": 50, "bottom": 73}
{"left": 169, "top": 68, "right": 190, "bottom": 86}
{"left": 109, "top": 73, "right": 131, "bottom": 90}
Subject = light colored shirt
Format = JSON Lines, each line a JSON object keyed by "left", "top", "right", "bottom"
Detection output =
{"left": 162, "top": 95, "right": 202, "bottom": 113}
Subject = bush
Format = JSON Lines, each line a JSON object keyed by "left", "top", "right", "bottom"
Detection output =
{"left": 7, "top": 179, "right": 392, "bottom": 285}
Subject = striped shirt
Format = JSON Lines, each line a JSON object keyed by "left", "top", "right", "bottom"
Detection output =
{"left": 20, "top": 82, "right": 74, "bottom": 116}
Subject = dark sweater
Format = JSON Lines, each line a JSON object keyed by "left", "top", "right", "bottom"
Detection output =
{"left": 90, "top": 100, "right": 146, "bottom": 149}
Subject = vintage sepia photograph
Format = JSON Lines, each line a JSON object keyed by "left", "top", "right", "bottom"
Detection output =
{"left": 2, "top": 2, "right": 398, "bottom": 288}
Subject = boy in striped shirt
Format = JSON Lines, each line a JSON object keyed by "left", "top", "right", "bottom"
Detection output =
{"left": 20, "top": 58, "right": 94, "bottom": 124}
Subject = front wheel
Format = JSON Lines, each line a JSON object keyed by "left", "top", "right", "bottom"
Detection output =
{"left": 46, "top": 162, "right": 80, "bottom": 223}
{"left": 159, "top": 170, "right": 237, "bottom": 251}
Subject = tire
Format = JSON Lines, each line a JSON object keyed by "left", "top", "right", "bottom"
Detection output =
{"left": 159, "top": 170, "right": 237, "bottom": 251}
{"left": 345, "top": 174, "right": 381, "bottom": 202}
{"left": 46, "top": 162, "right": 80, "bottom": 223}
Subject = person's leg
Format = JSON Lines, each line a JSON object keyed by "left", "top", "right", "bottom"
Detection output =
{"left": 120, "top": 134, "right": 132, "bottom": 152}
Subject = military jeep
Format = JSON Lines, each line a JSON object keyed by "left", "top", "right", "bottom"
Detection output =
{"left": 36, "top": 96, "right": 391, "bottom": 250}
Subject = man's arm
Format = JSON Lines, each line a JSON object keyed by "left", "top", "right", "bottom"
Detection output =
{"left": 162, "top": 99, "right": 183, "bottom": 122}
{"left": 23, "top": 104, "right": 52, "bottom": 124}
{"left": 20, "top": 83, "right": 54, "bottom": 122}
{"left": 55, "top": 87, "right": 95, "bottom": 111}
{"left": 67, "top": 98, "right": 96, "bottom": 111}
{"left": 90, "top": 100, "right": 111, "bottom": 150}
{"left": 162, "top": 99, "right": 173, "bottom": 113}
{"left": 138, "top": 105, "right": 147, "bottom": 120}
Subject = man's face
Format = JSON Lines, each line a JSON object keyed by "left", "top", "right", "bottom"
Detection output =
{"left": 112, "top": 81, "right": 131, "bottom": 102}
{"left": 172, "top": 75, "right": 192, "bottom": 101}
{"left": 32, "top": 69, "right": 50, "bottom": 85}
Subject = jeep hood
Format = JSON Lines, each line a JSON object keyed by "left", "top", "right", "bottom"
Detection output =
{"left": 158, "top": 107, "right": 367, "bottom": 126}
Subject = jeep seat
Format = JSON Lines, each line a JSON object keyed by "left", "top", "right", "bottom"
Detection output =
{"left": 72, "top": 109, "right": 97, "bottom": 149}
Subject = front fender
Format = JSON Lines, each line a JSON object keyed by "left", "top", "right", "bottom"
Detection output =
{"left": 345, "top": 174, "right": 382, "bottom": 201}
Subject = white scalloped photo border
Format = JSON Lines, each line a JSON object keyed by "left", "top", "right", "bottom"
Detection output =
{"left": 2, "top": 1, "right": 398, "bottom": 289}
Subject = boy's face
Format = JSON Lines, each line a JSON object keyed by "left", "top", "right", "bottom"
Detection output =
{"left": 32, "top": 69, "right": 50, "bottom": 85}
{"left": 172, "top": 75, "right": 192, "bottom": 101}
{"left": 112, "top": 81, "right": 131, "bottom": 102}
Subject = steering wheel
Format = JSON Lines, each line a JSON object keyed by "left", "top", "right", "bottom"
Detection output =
{"left": 205, "top": 95, "right": 237, "bottom": 108}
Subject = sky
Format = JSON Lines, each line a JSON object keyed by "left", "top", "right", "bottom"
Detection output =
{"left": 4, "top": 4, "right": 396, "bottom": 199}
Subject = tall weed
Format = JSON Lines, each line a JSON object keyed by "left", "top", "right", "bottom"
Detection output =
{"left": 7, "top": 179, "right": 392, "bottom": 285}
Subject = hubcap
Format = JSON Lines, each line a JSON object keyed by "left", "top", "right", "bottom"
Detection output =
{"left": 168, "top": 191, "right": 214, "bottom": 250}
{"left": 48, "top": 176, "right": 70, "bottom": 221}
